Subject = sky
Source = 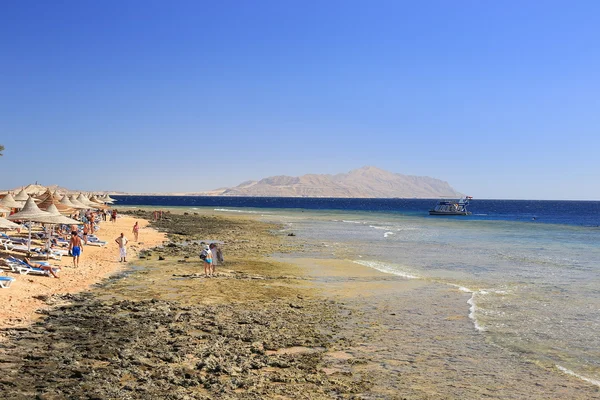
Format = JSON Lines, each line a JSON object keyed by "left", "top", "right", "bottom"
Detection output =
{"left": 1, "top": 1, "right": 599, "bottom": 200}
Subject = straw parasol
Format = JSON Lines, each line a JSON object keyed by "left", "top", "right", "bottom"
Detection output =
{"left": 7, "top": 197, "right": 53, "bottom": 251}
{"left": 88, "top": 195, "right": 108, "bottom": 209}
{"left": 37, "top": 189, "right": 74, "bottom": 215}
{"left": 69, "top": 195, "right": 89, "bottom": 209}
{"left": 36, "top": 204, "right": 81, "bottom": 251}
{"left": 104, "top": 194, "right": 117, "bottom": 203}
{"left": 77, "top": 194, "right": 98, "bottom": 208}
{"left": 89, "top": 195, "right": 105, "bottom": 204}
{"left": 14, "top": 189, "right": 29, "bottom": 202}
{"left": 43, "top": 204, "right": 81, "bottom": 225}
{"left": 1, "top": 193, "right": 24, "bottom": 209}
{"left": 0, "top": 217, "right": 20, "bottom": 230}
{"left": 59, "top": 195, "right": 78, "bottom": 209}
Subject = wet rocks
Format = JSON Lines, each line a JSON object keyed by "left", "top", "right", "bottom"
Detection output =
{"left": 0, "top": 296, "right": 366, "bottom": 398}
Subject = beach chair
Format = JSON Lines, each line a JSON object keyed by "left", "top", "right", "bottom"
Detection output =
{"left": 1, "top": 239, "right": 14, "bottom": 251}
{"left": 9, "top": 245, "right": 63, "bottom": 260}
{"left": 0, "top": 276, "right": 15, "bottom": 288}
{"left": 2, "top": 236, "right": 30, "bottom": 246}
{"left": 86, "top": 235, "right": 107, "bottom": 247}
{"left": 6, "top": 256, "right": 51, "bottom": 267}
{"left": 5, "top": 257, "right": 59, "bottom": 277}
{"left": 55, "top": 237, "right": 70, "bottom": 247}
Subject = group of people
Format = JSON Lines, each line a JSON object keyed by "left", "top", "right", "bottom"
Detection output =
{"left": 61, "top": 208, "right": 124, "bottom": 268}
{"left": 200, "top": 243, "right": 223, "bottom": 277}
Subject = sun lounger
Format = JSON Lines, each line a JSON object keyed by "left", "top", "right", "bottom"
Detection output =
{"left": 86, "top": 241, "right": 107, "bottom": 247}
{"left": 47, "top": 247, "right": 69, "bottom": 256}
{"left": 86, "top": 236, "right": 107, "bottom": 246}
{"left": 1, "top": 239, "right": 14, "bottom": 251}
{"left": 9, "top": 245, "right": 63, "bottom": 260}
{"left": 0, "top": 276, "right": 15, "bottom": 288}
{"left": 6, "top": 256, "right": 50, "bottom": 266}
{"left": 2, "top": 236, "right": 30, "bottom": 245}
{"left": 5, "top": 257, "right": 59, "bottom": 277}
{"left": 55, "top": 238, "right": 69, "bottom": 247}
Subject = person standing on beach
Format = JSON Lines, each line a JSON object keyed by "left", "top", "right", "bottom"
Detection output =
{"left": 115, "top": 232, "right": 128, "bottom": 262}
{"left": 82, "top": 224, "right": 89, "bottom": 245}
{"left": 69, "top": 231, "right": 82, "bottom": 268}
{"left": 200, "top": 244, "right": 213, "bottom": 277}
{"left": 209, "top": 243, "right": 223, "bottom": 271}
{"left": 111, "top": 209, "right": 117, "bottom": 223}
{"left": 132, "top": 221, "right": 139, "bottom": 242}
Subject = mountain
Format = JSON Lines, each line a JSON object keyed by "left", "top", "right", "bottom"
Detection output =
{"left": 210, "top": 166, "right": 464, "bottom": 198}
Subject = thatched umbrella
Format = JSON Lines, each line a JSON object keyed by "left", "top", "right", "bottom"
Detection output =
{"left": 103, "top": 194, "right": 117, "bottom": 203}
{"left": 88, "top": 195, "right": 108, "bottom": 209}
{"left": 69, "top": 195, "right": 89, "bottom": 209}
{"left": 1, "top": 193, "right": 24, "bottom": 209}
{"left": 0, "top": 217, "right": 19, "bottom": 230}
{"left": 14, "top": 189, "right": 29, "bottom": 202}
{"left": 89, "top": 195, "right": 105, "bottom": 204}
{"left": 36, "top": 204, "right": 81, "bottom": 251}
{"left": 77, "top": 194, "right": 97, "bottom": 208}
{"left": 59, "top": 195, "right": 78, "bottom": 209}
{"left": 7, "top": 197, "right": 53, "bottom": 252}
{"left": 43, "top": 204, "right": 81, "bottom": 225}
{"left": 37, "top": 190, "right": 74, "bottom": 216}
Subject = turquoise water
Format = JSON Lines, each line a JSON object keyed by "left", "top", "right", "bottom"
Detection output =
{"left": 251, "top": 208, "right": 600, "bottom": 386}
{"left": 122, "top": 199, "right": 600, "bottom": 387}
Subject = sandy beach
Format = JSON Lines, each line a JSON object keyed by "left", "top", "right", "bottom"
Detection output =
{"left": 0, "top": 215, "right": 166, "bottom": 328}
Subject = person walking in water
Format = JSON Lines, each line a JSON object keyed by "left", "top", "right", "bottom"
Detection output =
{"left": 132, "top": 221, "right": 139, "bottom": 242}
{"left": 69, "top": 231, "right": 82, "bottom": 268}
{"left": 115, "top": 232, "right": 128, "bottom": 262}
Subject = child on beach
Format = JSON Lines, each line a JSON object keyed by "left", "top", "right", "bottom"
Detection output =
{"left": 200, "top": 245, "right": 213, "bottom": 277}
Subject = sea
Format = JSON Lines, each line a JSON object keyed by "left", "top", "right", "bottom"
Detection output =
{"left": 115, "top": 196, "right": 600, "bottom": 387}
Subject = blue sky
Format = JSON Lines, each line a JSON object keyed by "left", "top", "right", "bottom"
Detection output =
{"left": 1, "top": 1, "right": 599, "bottom": 199}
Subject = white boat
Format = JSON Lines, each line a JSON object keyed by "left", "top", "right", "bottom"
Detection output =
{"left": 429, "top": 196, "right": 472, "bottom": 215}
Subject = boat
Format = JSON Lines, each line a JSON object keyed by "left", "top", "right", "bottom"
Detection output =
{"left": 429, "top": 196, "right": 473, "bottom": 215}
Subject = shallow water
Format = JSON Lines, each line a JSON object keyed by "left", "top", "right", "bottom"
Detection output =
{"left": 258, "top": 208, "right": 600, "bottom": 388}
{"left": 118, "top": 203, "right": 600, "bottom": 394}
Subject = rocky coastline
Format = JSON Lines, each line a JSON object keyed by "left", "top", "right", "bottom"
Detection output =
{"left": 0, "top": 210, "right": 373, "bottom": 399}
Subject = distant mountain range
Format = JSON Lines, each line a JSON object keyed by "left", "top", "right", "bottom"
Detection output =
{"left": 1, "top": 167, "right": 464, "bottom": 199}
{"left": 198, "top": 166, "right": 464, "bottom": 198}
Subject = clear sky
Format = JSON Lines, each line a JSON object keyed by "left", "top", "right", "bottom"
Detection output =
{"left": 1, "top": 1, "right": 599, "bottom": 200}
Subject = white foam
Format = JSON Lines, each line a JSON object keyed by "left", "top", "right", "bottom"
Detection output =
{"left": 466, "top": 293, "right": 486, "bottom": 332}
{"left": 213, "top": 208, "right": 265, "bottom": 214}
{"left": 342, "top": 220, "right": 362, "bottom": 224}
{"left": 447, "top": 284, "right": 485, "bottom": 332}
{"left": 384, "top": 232, "right": 394, "bottom": 238}
{"left": 353, "top": 260, "right": 418, "bottom": 279}
{"left": 556, "top": 365, "right": 600, "bottom": 387}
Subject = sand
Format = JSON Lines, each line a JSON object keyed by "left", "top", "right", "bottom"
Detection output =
{"left": 0, "top": 215, "right": 166, "bottom": 328}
